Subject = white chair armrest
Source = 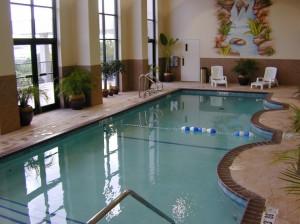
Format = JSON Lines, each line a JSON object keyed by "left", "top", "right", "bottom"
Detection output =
{"left": 223, "top": 76, "right": 227, "bottom": 81}
{"left": 256, "top": 77, "right": 263, "bottom": 82}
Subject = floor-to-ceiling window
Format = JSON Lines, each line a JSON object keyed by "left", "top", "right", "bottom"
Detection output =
{"left": 147, "top": 0, "right": 156, "bottom": 74}
{"left": 10, "top": 0, "right": 58, "bottom": 112}
{"left": 99, "top": 0, "right": 119, "bottom": 88}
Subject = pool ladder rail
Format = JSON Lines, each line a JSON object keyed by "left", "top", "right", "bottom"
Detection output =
{"left": 86, "top": 189, "right": 175, "bottom": 224}
{"left": 139, "top": 73, "right": 163, "bottom": 98}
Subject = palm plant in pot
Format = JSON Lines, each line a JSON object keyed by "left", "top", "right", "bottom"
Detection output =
{"left": 56, "top": 67, "right": 93, "bottom": 110}
{"left": 18, "top": 81, "right": 48, "bottom": 126}
{"left": 232, "top": 58, "right": 259, "bottom": 85}
{"left": 159, "top": 33, "right": 179, "bottom": 82}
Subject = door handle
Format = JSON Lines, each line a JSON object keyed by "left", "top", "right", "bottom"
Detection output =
{"left": 185, "top": 44, "right": 188, "bottom": 51}
{"left": 182, "top": 58, "right": 184, "bottom": 66}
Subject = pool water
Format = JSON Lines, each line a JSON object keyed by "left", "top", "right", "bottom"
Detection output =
{"left": 0, "top": 91, "right": 269, "bottom": 224}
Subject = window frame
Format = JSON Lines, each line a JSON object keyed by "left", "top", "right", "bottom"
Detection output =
{"left": 99, "top": 0, "right": 119, "bottom": 86}
{"left": 11, "top": 0, "right": 59, "bottom": 112}
{"left": 147, "top": 0, "right": 156, "bottom": 70}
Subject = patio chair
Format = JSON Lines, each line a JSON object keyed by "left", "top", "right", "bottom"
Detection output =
{"left": 251, "top": 67, "right": 278, "bottom": 89}
{"left": 210, "top": 66, "right": 228, "bottom": 87}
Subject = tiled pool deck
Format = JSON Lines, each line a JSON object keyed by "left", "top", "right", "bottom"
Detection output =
{"left": 0, "top": 82, "right": 299, "bottom": 223}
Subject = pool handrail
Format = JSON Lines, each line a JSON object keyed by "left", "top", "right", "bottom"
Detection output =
{"left": 86, "top": 189, "right": 175, "bottom": 224}
{"left": 139, "top": 73, "right": 163, "bottom": 98}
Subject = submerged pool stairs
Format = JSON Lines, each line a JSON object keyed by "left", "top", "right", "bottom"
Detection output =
{"left": 0, "top": 196, "right": 84, "bottom": 224}
{"left": 87, "top": 189, "right": 175, "bottom": 224}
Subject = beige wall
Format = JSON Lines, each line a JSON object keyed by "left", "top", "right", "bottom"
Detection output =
{"left": 56, "top": 0, "right": 74, "bottom": 67}
{"left": 120, "top": 0, "right": 148, "bottom": 60}
{"left": 271, "top": 0, "right": 300, "bottom": 59}
{"left": 0, "top": 0, "right": 20, "bottom": 134}
{"left": 0, "top": 0, "right": 15, "bottom": 76}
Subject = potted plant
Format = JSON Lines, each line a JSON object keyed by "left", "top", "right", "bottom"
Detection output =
{"left": 159, "top": 33, "right": 179, "bottom": 82}
{"left": 101, "top": 60, "right": 125, "bottom": 96}
{"left": 56, "top": 67, "right": 94, "bottom": 110}
{"left": 18, "top": 81, "right": 48, "bottom": 126}
{"left": 232, "top": 58, "right": 259, "bottom": 85}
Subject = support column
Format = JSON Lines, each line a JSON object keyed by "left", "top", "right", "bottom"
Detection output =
{"left": 73, "top": 0, "right": 102, "bottom": 106}
{"left": 120, "top": 0, "right": 149, "bottom": 91}
{"left": 0, "top": 0, "right": 20, "bottom": 134}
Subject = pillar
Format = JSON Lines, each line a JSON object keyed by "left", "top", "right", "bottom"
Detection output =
{"left": 0, "top": 0, "right": 21, "bottom": 134}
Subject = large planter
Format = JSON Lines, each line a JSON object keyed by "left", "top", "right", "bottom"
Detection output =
{"left": 111, "top": 86, "right": 119, "bottom": 94}
{"left": 69, "top": 94, "right": 85, "bottom": 110}
{"left": 238, "top": 75, "right": 250, "bottom": 85}
{"left": 163, "top": 72, "right": 173, "bottom": 82}
{"left": 102, "top": 89, "right": 109, "bottom": 97}
{"left": 19, "top": 106, "right": 34, "bottom": 126}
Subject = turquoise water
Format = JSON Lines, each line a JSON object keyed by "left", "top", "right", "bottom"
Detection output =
{"left": 0, "top": 91, "right": 269, "bottom": 224}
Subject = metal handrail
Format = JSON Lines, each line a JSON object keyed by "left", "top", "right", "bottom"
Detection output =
{"left": 139, "top": 73, "right": 163, "bottom": 98}
{"left": 86, "top": 189, "right": 175, "bottom": 224}
{"left": 147, "top": 73, "right": 163, "bottom": 92}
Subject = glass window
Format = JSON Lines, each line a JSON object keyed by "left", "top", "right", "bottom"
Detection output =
{"left": 147, "top": 0, "right": 154, "bottom": 20}
{"left": 147, "top": 20, "right": 154, "bottom": 39}
{"left": 104, "top": 0, "right": 115, "bottom": 14}
{"left": 11, "top": 4, "right": 32, "bottom": 38}
{"left": 11, "top": 0, "right": 58, "bottom": 112}
{"left": 99, "top": 0, "right": 119, "bottom": 88}
{"left": 14, "top": 45, "right": 33, "bottom": 93}
{"left": 105, "top": 40, "right": 116, "bottom": 61}
{"left": 11, "top": 0, "right": 30, "bottom": 3}
{"left": 104, "top": 15, "right": 116, "bottom": 39}
{"left": 34, "top": 7, "right": 53, "bottom": 38}
{"left": 34, "top": 0, "right": 52, "bottom": 7}
{"left": 147, "top": 0, "right": 156, "bottom": 68}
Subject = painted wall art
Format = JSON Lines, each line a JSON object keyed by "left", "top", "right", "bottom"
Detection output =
{"left": 215, "top": 0, "right": 275, "bottom": 57}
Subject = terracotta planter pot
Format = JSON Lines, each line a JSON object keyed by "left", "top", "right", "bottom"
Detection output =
{"left": 102, "top": 89, "right": 109, "bottom": 97}
{"left": 19, "top": 106, "right": 34, "bottom": 126}
{"left": 69, "top": 94, "right": 85, "bottom": 110}
{"left": 102, "top": 89, "right": 108, "bottom": 98}
{"left": 238, "top": 75, "right": 250, "bottom": 85}
{"left": 163, "top": 72, "right": 173, "bottom": 82}
{"left": 111, "top": 86, "right": 119, "bottom": 94}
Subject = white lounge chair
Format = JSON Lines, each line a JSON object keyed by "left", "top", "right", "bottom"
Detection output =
{"left": 251, "top": 67, "right": 278, "bottom": 89}
{"left": 210, "top": 66, "right": 228, "bottom": 87}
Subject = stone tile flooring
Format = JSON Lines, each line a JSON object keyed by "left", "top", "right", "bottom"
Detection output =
{"left": 0, "top": 82, "right": 299, "bottom": 223}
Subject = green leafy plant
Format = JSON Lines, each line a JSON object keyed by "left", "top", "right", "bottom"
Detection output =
{"left": 290, "top": 105, "right": 300, "bottom": 133}
{"left": 261, "top": 27, "right": 272, "bottom": 41}
{"left": 245, "top": 18, "right": 263, "bottom": 36}
{"left": 101, "top": 60, "right": 125, "bottom": 90}
{"left": 266, "top": 47, "right": 276, "bottom": 56}
{"left": 159, "top": 33, "right": 179, "bottom": 73}
{"left": 272, "top": 105, "right": 300, "bottom": 201}
{"left": 18, "top": 80, "right": 48, "bottom": 108}
{"left": 55, "top": 67, "right": 94, "bottom": 100}
{"left": 231, "top": 58, "right": 259, "bottom": 77}
{"left": 218, "top": 21, "right": 232, "bottom": 36}
{"left": 219, "top": 45, "right": 231, "bottom": 56}
{"left": 294, "top": 85, "right": 300, "bottom": 99}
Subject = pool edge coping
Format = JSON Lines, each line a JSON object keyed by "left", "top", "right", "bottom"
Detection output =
{"left": 216, "top": 92, "right": 289, "bottom": 224}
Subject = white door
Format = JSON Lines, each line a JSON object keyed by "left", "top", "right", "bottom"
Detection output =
{"left": 181, "top": 39, "right": 200, "bottom": 81}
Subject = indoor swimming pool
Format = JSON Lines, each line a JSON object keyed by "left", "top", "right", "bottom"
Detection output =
{"left": 0, "top": 90, "right": 271, "bottom": 223}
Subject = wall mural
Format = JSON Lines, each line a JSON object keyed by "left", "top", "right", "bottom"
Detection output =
{"left": 215, "top": 0, "right": 275, "bottom": 57}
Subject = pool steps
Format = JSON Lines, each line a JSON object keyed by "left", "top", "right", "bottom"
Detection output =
{"left": 86, "top": 189, "right": 175, "bottom": 224}
{"left": 0, "top": 196, "right": 84, "bottom": 224}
